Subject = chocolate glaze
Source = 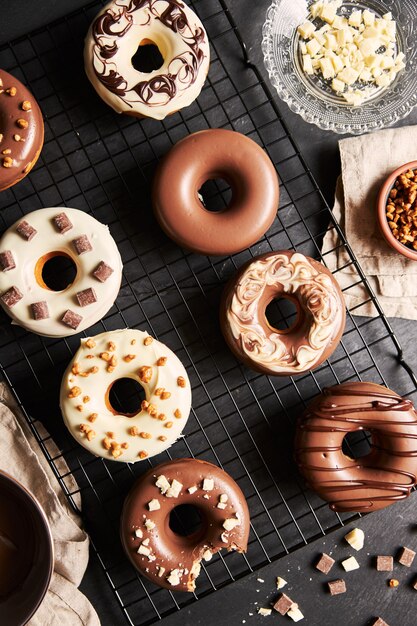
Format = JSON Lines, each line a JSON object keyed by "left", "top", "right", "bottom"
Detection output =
{"left": 152, "top": 129, "right": 279, "bottom": 256}
{"left": 220, "top": 251, "right": 346, "bottom": 376}
{"left": 295, "top": 382, "right": 417, "bottom": 513}
{"left": 0, "top": 69, "right": 44, "bottom": 192}
{"left": 120, "top": 458, "right": 250, "bottom": 591}
{"left": 89, "top": 0, "right": 207, "bottom": 112}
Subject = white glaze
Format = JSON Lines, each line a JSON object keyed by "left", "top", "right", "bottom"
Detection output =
{"left": 60, "top": 329, "right": 192, "bottom": 463}
{"left": 0, "top": 207, "right": 122, "bottom": 337}
{"left": 226, "top": 252, "right": 345, "bottom": 374}
{"left": 84, "top": 0, "right": 210, "bottom": 120}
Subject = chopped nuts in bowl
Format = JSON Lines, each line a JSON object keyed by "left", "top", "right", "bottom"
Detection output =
{"left": 377, "top": 160, "right": 417, "bottom": 261}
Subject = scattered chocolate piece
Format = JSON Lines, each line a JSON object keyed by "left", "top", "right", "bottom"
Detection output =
{"left": 93, "top": 261, "right": 114, "bottom": 283}
{"left": 1, "top": 286, "right": 23, "bottom": 308}
{"left": 315, "top": 553, "right": 335, "bottom": 574}
{"left": 398, "top": 546, "right": 416, "bottom": 567}
{"left": 372, "top": 619, "right": 389, "bottom": 626}
{"left": 16, "top": 220, "right": 37, "bottom": 241}
{"left": 0, "top": 250, "right": 16, "bottom": 272}
{"left": 73, "top": 235, "right": 92, "bottom": 255}
{"left": 376, "top": 556, "right": 393, "bottom": 572}
{"left": 54, "top": 212, "right": 73, "bottom": 234}
{"left": 327, "top": 579, "right": 346, "bottom": 596}
{"left": 61, "top": 309, "right": 83, "bottom": 330}
{"left": 273, "top": 593, "right": 294, "bottom": 616}
{"left": 31, "top": 301, "right": 49, "bottom": 320}
{"left": 76, "top": 287, "right": 97, "bottom": 307}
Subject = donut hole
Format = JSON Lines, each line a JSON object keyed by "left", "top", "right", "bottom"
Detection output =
{"left": 132, "top": 39, "right": 164, "bottom": 73}
{"left": 265, "top": 297, "right": 299, "bottom": 333}
{"left": 342, "top": 430, "right": 373, "bottom": 460}
{"left": 107, "top": 378, "right": 146, "bottom": 417}
{"left": 198, "top": 178, "right": 233, "bottom": 213}
{"left": 35, "top": 252, "right": 77, "bottom": 292}
{"left": 169, "top": 504, "right": 204, "bottom": 539}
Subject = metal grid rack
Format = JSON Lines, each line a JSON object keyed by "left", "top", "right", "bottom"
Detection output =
{"left": 0, "top": 0, "right": 416, "bottom": 624}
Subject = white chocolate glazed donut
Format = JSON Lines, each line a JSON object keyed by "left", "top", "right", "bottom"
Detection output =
{"left": 84, "top": 0, "right": 210, "bottom": 120}
{"left": 60, "top": 329, "right": 192, "bottom": 463}
{"left": 220, "top": 251, "right": 346, "bottom": 376}
{"left": 0, "top": 208, "right": 122, "bottom": 338}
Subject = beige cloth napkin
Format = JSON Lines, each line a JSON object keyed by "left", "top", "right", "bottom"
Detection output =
{"left": 322, "top": 126, "right": 417, "bottom": 320}
{"left": 0, "top": 383, "right": 100, "bottom": 626}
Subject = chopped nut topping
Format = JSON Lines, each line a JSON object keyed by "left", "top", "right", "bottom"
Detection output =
{"left": 148, "top": 498, "right": 160, "bottom": 511}
{"left": 138, "top": 366, "right": 153, "bottom": 383}
{"left": 103, "top": 437, "right": 112, "bottom": 450}
{"left": 155, "top": 387, "right": 164, "bottom": 396}
{"left": 88, "top": 413, "right": 98, "bottom": 423}
{"left": 100, "top": 352, "right": 110, "bottom": 362}
{"left": 2, "top": 157, "right": 13, "bottom": 168}
{"left": 108, "top": 341, "right": 116, "bottom": 351}
{"left": 156, "top": 357, "right": 167, "bottom": 366}
{"left": 6, "top": 87, "right": 17, "bottom": 96}
{"left": 165, "top": 421, "right": 173, "bottom": 429}
{"left": 161, "top": 391, "right": 171, "bottom": 400}
{"left": 68, "top": 386, "right": 82, "bottom": 398}
{"left": 131, "top": 339, "right": 137, "bottom": 345}
{"left": 83, "top": 395, "right": 90, "bottom": 403}
{"left": 158, "top": 435, "right": 167, "bottom": 442}
{"left": 79, "top": 423, "right": 96, "bottom": 440}
{"left": 16, "top": 118, "right": 28, "bottom": 129}
{"left": 141, "top": 400, "right": 149, "bottom": 411}
{"left": 2, "top": 149, "right": 11, "bottom": 154}
{"left": 121, "top": 442, "right": 128, "bottom": 449}
{"left": 174, "top": 409, "right": 182, "bottom": 419}
{"left": 157, "top": 413, "right": 166, "bottom": 421}
{"left": 123, "top": 354, "right": 136, "bottom": 362}
{"left": 138, "top": 450, "right": 148, "bottom": 459}
{"left": 140, "top": 431, "right": 152, "bottom": 439}
{"left": 129, "top": 426, "right": 139, "bottom": 436}
{"left": 76, "top": 405, "right": 83, "bottom": 412}
{"left": 144, "top": 336, "right": 153, "bottom": 346}
{"left": 21, "top": 100, "right": 31, "bottom": 111}
{"left": 177, "top": 376, "right": 186, "bottom": 387}
{"left": 385, "top": 169, "right": 417, "bottom": 250}
{"left": 389, "top": 578, "right": 399, "bottom": 588}
{"left": 13, "top": 134, "right": 22, "bottom": 142}
{"left": 85, "top": 339, "right": 96, "bottom": 349}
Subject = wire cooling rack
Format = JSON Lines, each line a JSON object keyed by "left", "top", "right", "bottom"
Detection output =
{"left": 0, "top": 1, "right": 416, "bottom": 624}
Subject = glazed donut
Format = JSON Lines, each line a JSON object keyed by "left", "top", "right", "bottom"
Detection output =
{"left": 0, "top": 69, "right": 44, "bottom": 192}
{"left": 0, "top": 208, "right": 122, "bottom": 337}
{"left": 220, "top": 251, "right": 345, "bottom": 376}
{"left": 152, "top": 129, "right": 279, "bottom": 256}
{"left": 60, "top": 329, "right": 191, "bottom": 463}
{"left": 120, "top": 458, "right": 250, "bottom": 591}
{"left": 295, "top": 382, "right": 417, "bottom": 513}
{"left": 84, "top": 0, "right": 210, "bottom": 120}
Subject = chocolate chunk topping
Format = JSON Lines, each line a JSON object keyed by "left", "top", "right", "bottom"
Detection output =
{"left": 315, "top": 553, "right": 335, "bottom": 574}
{"left": 376, "top": 556, "right": 393, "bottom": 572}
{"left": 327, "top": 579, "right": 346, "bottom": 596}
{"left": 0, "top": 250, "right": 16, "bottom": 272}
{"left": 73, "top": 235, "right": 92, "bottom": 255}
{"left": 93, "top": 261, "right": 114, "bottom": 283}
{"left": 76, "top": 287, "right": 97, "bottom": 307}
{"left": 31, "top": 301, "right": 49, "bottom": 320}
{"left": 1, "top": 286, "right": 23, "bottom": 307}
{"left": 16, "top": 220, "right": 37, "bottom": 241}
{"left": 54, "top": 212, "right": 73, "bottom": 234}
{"left": 398, "top": 546, "right": 415, "bottom": 567}
{"left": 273, "top": 593, "right": 294, "bottom": 615}
{"left": 61, "top": 309, "right": 82, "bottom": 330}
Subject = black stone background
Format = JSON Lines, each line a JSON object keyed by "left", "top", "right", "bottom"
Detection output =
{"left": 1, "top": 1, "right": 417, "bottom": 625}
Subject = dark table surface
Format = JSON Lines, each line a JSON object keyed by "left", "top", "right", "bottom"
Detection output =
{"left": 2, "top": 1, "right": 417, "bottom": 625}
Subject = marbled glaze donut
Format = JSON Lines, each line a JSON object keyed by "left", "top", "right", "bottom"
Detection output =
{"left": 60, "top": 329, "right": 192, "bottom": 463}
{"left": 0, "top": 69, "right": 44, "bottom": 192}
{"left": 120, "top": 458, "right": 250, "bottom": 591}
{"left": 153, "top": 129, "right": 279, "bottom": 256}
{"left": 220, "top": 251, "right": 345, "bottom": 376}
{"left": 84, "top": 0, "right": 210, "bottom": 120}
{"left": 0, "top": 208, "right": 122, "bottom": 337}
{"left": 295, "top": 382, "right": 417, "bottom": 513}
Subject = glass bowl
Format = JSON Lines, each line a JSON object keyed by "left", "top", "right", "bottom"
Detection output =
{"left": 262, "top": 0, "right": 417, "bottom": 134}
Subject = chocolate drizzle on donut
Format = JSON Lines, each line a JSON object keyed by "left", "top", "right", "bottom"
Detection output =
{"left": 295, "top": 382, "right": 417, "bottom": 513}
{"left": 90, "top": 0, "right": 207, "bottom": 108}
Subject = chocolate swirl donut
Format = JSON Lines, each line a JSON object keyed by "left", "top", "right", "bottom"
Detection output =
{"left": 84, "top": 0, "right": 210, "bottom": 119}
{"left": 295, "top": 382, "right": 417, "bottom": 513}
{"left": 220, "top": 251, "right": 346, "bottom": 376}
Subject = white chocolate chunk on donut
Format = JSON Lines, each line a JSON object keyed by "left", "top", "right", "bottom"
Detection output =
{"left": 0, "top": 207, "right": 122, "bottom": 337}
{"left": 60, "top": 329, "right": 192, "bottom": 463}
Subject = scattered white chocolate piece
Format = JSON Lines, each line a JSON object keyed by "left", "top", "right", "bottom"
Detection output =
{"left": 219, "top": 494, "right": 228, "bottom": 503}
{"left": 276, "top": 576, "right": 288, "bottom": 590}
{"left": 134, "top": 528, "right": 143, "bottom": 538}
{"left": 223, "top": 518, "right": 240, "bottom": 531}
{"left": 258, "top": 608, "right": 272, "bottom": 616}
{"left": 155, "top": 475, "right": 170, "bottom": 494}
{"left": 188, "top": 485, "right": 198, "bottom": 494}
{"left": 288, "top": 606, "right": 304, "bottom": 622}
{"left": 202, "top": 478, "right": 214, "bottom": 491}
{"left": 341, "top": 556, "right": 360, "bottom": 572}
{"left": 148, "top": 498, "right": 160, "bottom": 511}
{"left": 157, "top": 566, "right": 165, "bottom": 577}
{"left": 167, "top": 569, "right": 182, "bottom": 586}
{"left": 217, "top": 502, "right": 227, "bottom": 509}
{"left": 203, "top": 549, "right": 213, "bottom": 561}
{"left": 344, "top": 528, "right": 364, "bottom": 551}
{"left": 137, "top": 544, "right": 151, "bottom": 556}
{"left": 144, "top": 518, "right": 155, "bottom": 530}
{"left": 166, "top": 479, "right": 183, "bottom": 498}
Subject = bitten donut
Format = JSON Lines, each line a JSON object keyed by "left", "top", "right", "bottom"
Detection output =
{"left": 0, "top": 69, "right": 44, "bottom": 192}
{"left": 220, "top": 251, "right": 345, "bottom": 376}
{"left": 84, "top": 0, "right": 210, "bottom": 120}
{"left": 295, "top": 382, "right": 417, "bottom": 513}
{"left": 0, "top": 208, "right": 122, "bottom": 337}
{"left": 120, "top": 458, "right": 250, "bottom": 591}
{"left": 60, "top": 329, "right": 192, "bottom": 463}
{"left": 153, "top": 129, "right": 279, "bottom": 256}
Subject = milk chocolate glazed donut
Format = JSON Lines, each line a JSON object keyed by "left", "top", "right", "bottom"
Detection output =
{"left": 295, "top": 382, "right": 417, "bottom": 513}
{"left": 120, "top": 458, "right": 250, "bottom": 591}
{"left": 152, "top": 129, "right": 279, "bottom": 256}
